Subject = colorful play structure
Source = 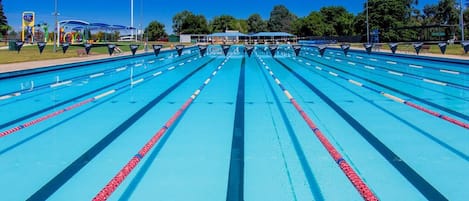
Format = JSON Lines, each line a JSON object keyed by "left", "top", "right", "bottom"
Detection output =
{"left": 58, "top": 20, "right": 135, "bottom": 45}
{"left": 21, "top": 11, "right": 35, "bottom": 43}
{"left": 20, "top": 12, "right": 134, "bottom": 45}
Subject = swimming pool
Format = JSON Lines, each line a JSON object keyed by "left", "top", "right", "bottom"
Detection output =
{"left": 0, "top": 44, "right": 467, "bottom": 200}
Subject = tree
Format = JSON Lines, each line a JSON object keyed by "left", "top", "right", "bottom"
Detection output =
{"left": 268, "top": 5, "right": 297, "bottom": 33}
{"left": 172, "top": 11, "right": 209, "bottom": 34}
{"left": 230, "top": 19, "right": 248, "bottom": 33}
{"left": 145, "top": 21, "right": 167, "bottom": 41}
{"left": 209, "top": 15, "right": 236, "bottom": 32}
{"left": 247, "top": 14, "right": 267, "bottom": 33}
{"left": 354, "top": 0, "right": 420, "bottom": 42}
{"left": 435, "top": 0, "right": 459, "bottom": 25}
{"left": 319, "top": 6, "right": 355, "bottom": 36}
{"left": 172, "top": 10, "right": 192, "bottom": 35}
{"left": 293, "top": 12, "right": 333, "bottom": 37}
{"left": 0, "top": 0, "right": 8, "bottom": 36}
{"left": 181, "top": 14, "right": 209, "bottom": 34}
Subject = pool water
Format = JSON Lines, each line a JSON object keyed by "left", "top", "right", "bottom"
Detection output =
{"left": 0, "top": 45, "right": 467, "bottom": 201}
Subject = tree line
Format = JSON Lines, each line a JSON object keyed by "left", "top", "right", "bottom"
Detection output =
{"left": 145, "top": 0, "right": 468, "bottom": 42}
{"left": 1, "top": 0, "right": 468, "bottom": 42}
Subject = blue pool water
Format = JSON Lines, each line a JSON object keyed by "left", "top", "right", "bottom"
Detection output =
{"left": 0, "top": 45, "right": 468, "bottom": 201}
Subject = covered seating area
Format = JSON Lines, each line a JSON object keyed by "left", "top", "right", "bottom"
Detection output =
{"left": 205, "top": 31, "right": 296, "bottom": 44}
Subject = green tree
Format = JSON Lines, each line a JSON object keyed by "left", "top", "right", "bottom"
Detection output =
{"left": 172, "top": 11, "right": 209, "bottom": 34}
{"left": 145, "top": 21, "right": 168, "bottom": 41}
{"left": 230, "top": 19, "right": 248, "bottom": 33}
{"left": 247, "top": 14, "right": 267, "bottom": 33}
{"left": 319, "top": 6, "right": 355, "bottom": 36}
{"left": 182, "top": 14, "right": 209, "bottom": 34}
{"left": 0, "top": 0, "right": 8, "bottom": 36}
{"left": 268, "top": 5, "right": 297, "bottom": 33}
{"left": 354, "top": 0, "right": 419, "bottom": 42}
{"left": 172, "top": 10, "right": 192, "bottom": 35}
{"left": 435, "top": 0, "right": 459, "bottom": 25}
{"left": 423, "top": 4, "right": 439, "bottom": 24}
{"left": 209, "top": 15, "right": 236, "bottom": 32}
{"left": 293, "top": 12, "right": 333, "bottom": 37}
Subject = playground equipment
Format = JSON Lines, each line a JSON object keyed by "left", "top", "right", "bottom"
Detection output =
{"left": 22, "top": 11, "right": 35, "bottom": 43}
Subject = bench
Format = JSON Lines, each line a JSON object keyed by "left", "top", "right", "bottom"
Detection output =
{"left": 77, "top": 49, "right": 87, "bottom": 56}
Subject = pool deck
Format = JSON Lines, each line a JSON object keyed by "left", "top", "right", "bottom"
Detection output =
{"left": 0, "top": 45, "right": 467, "bottom": 74}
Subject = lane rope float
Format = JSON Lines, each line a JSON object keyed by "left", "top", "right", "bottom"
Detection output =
{"left": 92, "top": 55, "right": 232, "bottom": 200}
{"left": 254, "top": 53, "right": 379, "bottom": 201}
{"left": 288, "top": 56, "right": 469, "bottom": 129}
{"left": 0, "top": 52, "right": 198, "bottom": 101}
{"left": 0, "top": 55, "right": 203, "bottom": 138}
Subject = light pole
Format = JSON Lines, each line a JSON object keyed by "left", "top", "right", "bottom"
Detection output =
{"left": 366, "top": 0, "right": 370, "bottom": 43}
{"left": 53, "top": 0, "right": 59, "bottom": 52}
{"left": 131, "top": 0, "right": 134, "bottom": 42}
{"left": 461, "top": 0, "right": 465, "bottom": 41}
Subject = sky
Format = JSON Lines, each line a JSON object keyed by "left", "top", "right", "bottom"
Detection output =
{"left": 3, "top": 0, "right": 441, "bottom": 34}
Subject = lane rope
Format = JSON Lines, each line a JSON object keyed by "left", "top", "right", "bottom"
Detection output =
{"left": 288, "top": 55, "right": 469, "bottom": 129}
{"left": 93, "top": 55, "right": 232, "bottom": 200}
{"left": 302, "top": 49, "right": 468, "bottom": 91}
{"left": 255, "top": 53, "right": 379, "bottom": 201}
{"left": 0, "top": 51, "right": 198, "bottom": 101}
{"left": 0, "top": 55, "right": 203, "bottom": 138}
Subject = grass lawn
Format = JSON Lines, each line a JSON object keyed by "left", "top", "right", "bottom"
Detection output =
{"left": 0, "top": 42, "right": 186, "bottom": 64}
{"left": 350, "top": 43, "right": 469, "bottom": 56}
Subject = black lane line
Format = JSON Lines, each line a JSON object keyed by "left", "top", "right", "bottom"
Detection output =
{"left": 26, "top": 58, "right": 217, "bottom": 201}
{"left": 0, "top": 52, "right": 197, "bottom": 98}
{"left": 299, "top": 55, "right": 469, "bottom": 121}
{"left": 226, "top": 57, "right": 245, "bottom": 201}
{"left": 255, "top": 57, "right": 324, "bottom": 200}
{"left": 303, "top": 50, "right": 468, "bottom": 102}
{"left": 319, "top": 50, "right": 468, "bottom": 90}
{"left": 0, "top": 53, "right": 198, "bottom": 130}
{"left": 285, "top": 57, "right": 469, "bottom": 162}
{"left": 275, "top": 58, "right": 448, "bottom": 201}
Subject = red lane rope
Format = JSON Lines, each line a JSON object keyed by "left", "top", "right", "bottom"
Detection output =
{"left": 93, "top": 57, "right": 230, "bottom": 200}
{"left": 0, "top": 98, "right": 94, "bottom": 137}
{"left": 290, "top": 56, "right": 469, "bottom": 130}
{"left": 0, "top": 56, "right": 200, "bottom": 138}
{"left": 256, "top": 54, "right": 379, "bottom": 201}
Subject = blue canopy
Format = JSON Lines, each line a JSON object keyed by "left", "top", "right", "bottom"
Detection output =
{"left": 207, "top": 32, "right": 249, "bottom": 37}
{"left": 250, "top": 32, "right": 295, "bottom": 37}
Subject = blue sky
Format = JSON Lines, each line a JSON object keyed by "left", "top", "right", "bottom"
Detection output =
{"left": 4, "top": 0, "right": 439, "bottom": 34}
